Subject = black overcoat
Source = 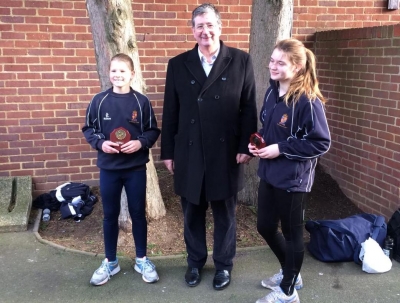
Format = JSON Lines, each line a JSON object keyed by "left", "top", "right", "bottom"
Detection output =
{"left": 161, "top": 41, "right": 257, "bottom": 204}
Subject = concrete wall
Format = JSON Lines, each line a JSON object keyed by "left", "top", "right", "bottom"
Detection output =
{"left": 1, "top": 0, "right": 399, "bottom": 201}
{"left": 316, "top": 24, "right": 400, "bottom": 218}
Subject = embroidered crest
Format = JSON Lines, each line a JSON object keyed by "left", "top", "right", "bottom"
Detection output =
{"left": 103, "top": 113, "right": 111, "bottom": 120}
{"left": 129, "top": 110, "right": 139, "bottom": 124}
{"left": 277, "top": 114, "right": 288, "bottom": 128}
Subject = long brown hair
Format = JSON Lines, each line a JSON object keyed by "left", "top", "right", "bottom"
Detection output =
{"left": 275, "top": 38, "right": 326, "bottom": 105}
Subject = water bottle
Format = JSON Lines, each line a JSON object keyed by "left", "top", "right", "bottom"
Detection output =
{"left": 383, "top": 236, "right": 394, "bottom": 260}
{"left": 42, "top": 208, "right": 51, "bottom": 222}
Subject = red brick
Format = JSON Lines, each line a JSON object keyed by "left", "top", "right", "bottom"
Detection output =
{"left": 37, "top": 8, "right": 62, "bottom": 16}
{"left": 64, "top": 25, "right": 88, "bottom": 33}
{"left": 1, "top": 16, "right": 25, "bottom": 23}
{"left": 2, "top": 31, "right": 26, "bottom": 41}
{"left": 63, "top": 9, "right": 87, "bottom": 17}
{"left": 46, "top": 174, "right": 68, "bottom": 182}
{"left": 25, "top": 16, "right": 49, "bottom": 24}
{"left": 49, "top": 17, "right": 74, "bottom": 24}
{"left": 46, "top": 161, "right": 68, "bottom": 168}
{"left": 72, "top": 1, "right": 86, "bottom": 10}
{"left": 38, "top": 23, "right": 61, "bottom": 32}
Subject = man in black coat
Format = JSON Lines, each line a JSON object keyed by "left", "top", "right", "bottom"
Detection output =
{"left": 161, "top": 3, "right": 257, "bottom": 290}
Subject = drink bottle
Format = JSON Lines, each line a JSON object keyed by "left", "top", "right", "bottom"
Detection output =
{"left": 383, "top": 236, "right": 394, "bottom": 260}
{"left": 42, "top": 208, "right": 51, "bottom": 222}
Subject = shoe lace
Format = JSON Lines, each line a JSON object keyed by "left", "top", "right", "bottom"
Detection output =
{"left": 272, "top": 270, "right": 283, "bottom": 282}
{"left": 266, "top": 289, "right": 286, "bottom": 302}
{"left": 141, "top": 259, "right": 155, "bottom": 272}
{"left": 99, "top": 260, "right": 111, "bottom": 278}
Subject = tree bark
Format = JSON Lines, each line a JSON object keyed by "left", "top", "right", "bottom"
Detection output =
{"left": 239, "top": 0, "right": 293, "bottom": 206}
{"left": 85, "top": 0, "right": 165, "bottom": 230}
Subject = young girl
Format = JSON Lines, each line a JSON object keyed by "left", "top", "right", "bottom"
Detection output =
{"left": 249, "top": 39, "right": 331, "bottom": 303}
{"left": 82, "top": 53, "right": 161, "bottom": 286}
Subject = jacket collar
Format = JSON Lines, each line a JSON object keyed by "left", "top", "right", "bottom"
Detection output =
{"left": 269, "top": 78, "right": 279, "bottom": 93}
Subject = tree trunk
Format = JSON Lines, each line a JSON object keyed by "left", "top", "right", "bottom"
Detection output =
{"left": 85, "top": 0, "right": 165, "bottom": 230}
{"left": 145, "top": 150, "right": 166, "bottom": 220}
{"left": 239, "top": 0, "right": 293, "bottom": 206}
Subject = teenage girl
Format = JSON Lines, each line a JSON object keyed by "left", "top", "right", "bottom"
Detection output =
{"left": 249, "top": 39, "right": 331, "bottom": 303}
{"left": 83, "top": 53, "right": 160, "bottom": 286}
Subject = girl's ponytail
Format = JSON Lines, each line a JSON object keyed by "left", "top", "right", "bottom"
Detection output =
{"left": 275, "top": 39, "right": 326, "bottom": 105}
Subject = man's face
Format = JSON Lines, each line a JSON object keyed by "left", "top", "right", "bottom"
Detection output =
{"left": 192, "top": 12, "right": 221, "bottom": 51}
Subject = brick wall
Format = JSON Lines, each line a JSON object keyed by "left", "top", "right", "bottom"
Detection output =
{"left": 293, "top": 0, "right": 400, "bottom": 45}
{"left": 0, "top": 0, "right": 399, "bottom": 200}
{"left": 0, "top": 0, "right": 100, "bottom": 194}
{"left": 315, "top": 24, "right": 400, "bottom": 218}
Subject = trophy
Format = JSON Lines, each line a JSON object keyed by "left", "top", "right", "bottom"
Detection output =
{"left": 249, "top": 132, "right": 266, "bottom": 149}
{"left": 110, "top": 127, "right": 131, "bottom": 151}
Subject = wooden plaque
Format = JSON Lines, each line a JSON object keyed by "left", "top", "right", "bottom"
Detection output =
{"left": 110, "top": 127, "right": 131, "bottom": 151}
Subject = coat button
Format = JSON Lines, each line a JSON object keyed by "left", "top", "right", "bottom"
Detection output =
{"left": 189, "top": 141, "right": 193, "bottom": 145}
{"left": 197, "top": 98, "right": 203, "bottom": 102}
{"left": 190, "top": 119, "right": 195, "bottom": 124}
{"left": 222, "top": 77, "right": 226, "bottom": 81}
{"left": 191, "top": 80, "right": 195, "bottom": 84}
{"left": 215, "top": 95, "right": 220, "bottom": 99}
{"left": 220, "top": 138, "right": 225, "bottom": 142}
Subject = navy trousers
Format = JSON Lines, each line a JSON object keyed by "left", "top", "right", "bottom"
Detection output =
{"left": 181, "top": 192, "right": 237, "bottom": 271}
{"left": 257, "top": 179, "right": 307, "bottom": 296}
{"left": 100, "top": 168, "right": 147, "bottom": 261}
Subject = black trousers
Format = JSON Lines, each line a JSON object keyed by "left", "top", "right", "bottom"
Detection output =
{"left": 181, "top": 193, "right": 237, "bottom": 271}
{"left": 257, "top": 179, "right": 307, "bottom": 296}
{"left": 100, "top": 168, "right": 147, "bottom": 260}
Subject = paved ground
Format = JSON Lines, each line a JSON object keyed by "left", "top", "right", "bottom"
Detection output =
{"left": 0, "top": 215, "right": 399, "bottom": 303}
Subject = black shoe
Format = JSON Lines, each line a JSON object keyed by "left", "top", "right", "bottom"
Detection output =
{"left": 213, "top": 269, "right": 231, "bottom": 290}
{"left": 185, "top": 267, "right": 201, "bottom": 287}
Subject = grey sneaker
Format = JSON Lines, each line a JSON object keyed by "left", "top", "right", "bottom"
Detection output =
{"left": 261, "top": 270, "right": 303, "bottom": 290}
{"left": 134, "top": 257, "right": 159, "bottom": 283}
{"left": 90, "top": 258, "right": 120, "bottom": 286}
{"left": 256, "top": 287, "right": 300, "bottom": 303}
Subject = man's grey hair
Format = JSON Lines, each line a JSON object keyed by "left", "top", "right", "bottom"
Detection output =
{"left": 191, "top": 3, "right": 222, "bottom": 27}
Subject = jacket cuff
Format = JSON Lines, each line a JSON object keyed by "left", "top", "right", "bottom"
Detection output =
{"left": 96, "top": 139, "right": 105, "bottom": 151}
{"left": 277, "top": 141, "right": 286, "bottom": 154}
{"left": 138, "top": 137, "right": 148, "bottom": 150}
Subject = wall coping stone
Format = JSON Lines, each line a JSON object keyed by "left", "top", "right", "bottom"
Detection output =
{"left": 0, "top": 176, "right": 32, "bottom": 232}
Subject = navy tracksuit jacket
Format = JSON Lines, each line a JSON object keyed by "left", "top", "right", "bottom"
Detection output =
{"left": 258, "top": 80, "right": 331, "bottom": 192}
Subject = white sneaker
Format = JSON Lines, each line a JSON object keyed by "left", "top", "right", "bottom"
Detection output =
{"left": 256, "top": 287, "right": 300, "bottom": 303}
{"left": 134, "top": 256, "right": 159, "bottom": 283}
{"left": 261, "top": 269, "right": 303, "bottom": 290}
{"left": 90, "top": 258, "right": 120, "bottom": 286}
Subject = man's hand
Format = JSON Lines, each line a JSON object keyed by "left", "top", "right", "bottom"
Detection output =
{"left": 236, "top": 153, "right": 252, "bottom": 164}
{"left": 164, "top": 159, "right": 174, "bottom": 175}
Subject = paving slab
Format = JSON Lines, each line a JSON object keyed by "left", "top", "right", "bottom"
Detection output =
{"left": 0, "top": 225, "right": 399, "bottom": 303}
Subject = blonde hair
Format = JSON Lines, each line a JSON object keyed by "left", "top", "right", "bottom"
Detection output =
{"left": 110, "top": 53, "right": 134, "bottom": 71}
{"left": 274, "top": 38, "right": 326, "bottom": 105}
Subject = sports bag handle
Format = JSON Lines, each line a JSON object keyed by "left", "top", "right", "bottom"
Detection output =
{"left": 311, "top": 221, "right": 358, "bottom": 244}
{"left": 371, "top": 215, "right": 385, "bottom": 240}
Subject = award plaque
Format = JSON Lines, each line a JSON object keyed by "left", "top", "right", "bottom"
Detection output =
{"left": 110, "top": 127, "right": 131, "bottom": 151}
{"left": 249, "top": 132, "right": 266, "bottom": 149}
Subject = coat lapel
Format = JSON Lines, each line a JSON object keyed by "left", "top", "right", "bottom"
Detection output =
{"left": 184, "top": 42, "right": 232, "bottom": 94}
{"left": 184, "top": 47, "right": 207, "bottom": 86}
{"left": 203, "top": 42, "right": 231, "bottom": 92}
